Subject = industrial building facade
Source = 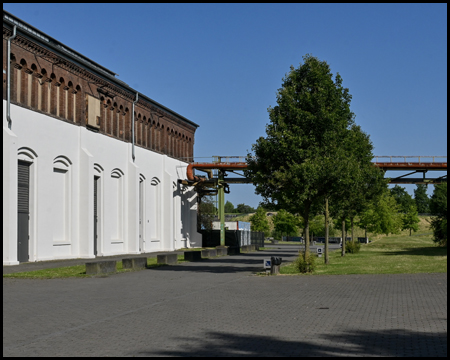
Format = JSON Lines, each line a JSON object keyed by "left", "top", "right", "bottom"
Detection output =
{"left": 3, "top": 11, "right": 201, "bottom": 265}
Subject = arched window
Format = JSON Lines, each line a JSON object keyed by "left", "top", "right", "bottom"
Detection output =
{"left": 150, "top": 177, "right": 161, "bottom": 240}
{"left": 52, "top": 155, "right": 72, "bottom": 246}
{"left": 110, "top": 168, "right": 124, "bottom": 242}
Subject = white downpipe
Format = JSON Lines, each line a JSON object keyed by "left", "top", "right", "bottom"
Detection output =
{"left": 7, "top": 25, "right": 17, "bottom": 130}
{"left": 132, "top": 92, "right": 138, "bottom": 162}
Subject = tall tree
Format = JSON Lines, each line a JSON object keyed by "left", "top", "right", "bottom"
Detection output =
{"left": 402, "top": 204, "right": 420, "bottom": 236}
{"left": 249, "top": 207, "right": 270, "bottom": 235}
{"left": 246, "top": 54, "right": 380, "bottom": 261}
{"left": 429, "top": 183, "right": 447, "bottom": 246}
{"left": 414, "top": 184, "right": 430, "bottom": 214}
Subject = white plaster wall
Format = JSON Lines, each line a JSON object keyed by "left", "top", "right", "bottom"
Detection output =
{"left": 3, "top": 101, "right": 201, "bottom": 265}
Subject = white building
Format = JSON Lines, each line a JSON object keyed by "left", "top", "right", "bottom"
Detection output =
{"left": 3, "top": 10, "right": 202, "bottom": 265}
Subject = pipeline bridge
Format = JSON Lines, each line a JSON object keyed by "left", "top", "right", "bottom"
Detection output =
{"left": 179, "top": 156, "right": 446, "bottom": 246}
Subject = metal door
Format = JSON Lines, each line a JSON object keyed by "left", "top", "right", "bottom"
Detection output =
{"left": 17, "top": 160, "right": 30, "bottom": 263}
{"left": 94, "top": 176, "right": 100, "bottom": 256}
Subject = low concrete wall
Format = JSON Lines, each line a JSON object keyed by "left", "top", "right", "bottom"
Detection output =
{"left": 216, "top": 246, "right": 228, "bottom": 256}
{"left": 184, "top": 251, "right": 202, "bottom": 262}
{"left": 122, "top": 257, "right": 147, "bottom": 270}
{"left": 201, "top": 249, "right": 217, "bottom": 258}
{"left": 85, "top": 261, "right": 117, "bottom": 275}
{"left": 157, "top": 254, "right": 178, "bottom": 265}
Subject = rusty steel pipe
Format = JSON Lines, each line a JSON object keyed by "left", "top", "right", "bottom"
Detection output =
{"left": 186, "top": 162, "right": 248, "bottom": 181}
{"left": 374, "top": 162, "right": 447, "bottom": 171}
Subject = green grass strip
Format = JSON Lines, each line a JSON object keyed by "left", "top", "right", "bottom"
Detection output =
{"left": 279, "top": 233, "right": 447, "bottom": 275}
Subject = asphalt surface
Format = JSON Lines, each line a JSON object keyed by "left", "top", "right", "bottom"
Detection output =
{"left": 3, "top": 245, "right": 447, "bottom": 357}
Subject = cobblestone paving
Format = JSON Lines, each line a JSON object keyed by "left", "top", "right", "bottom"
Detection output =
{"left": 3, "top": 247, "right": 447, "bottom": 357}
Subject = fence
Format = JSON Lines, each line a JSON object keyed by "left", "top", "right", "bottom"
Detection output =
{"left": 200, "top": 230, "right": 265, "bottom": 249}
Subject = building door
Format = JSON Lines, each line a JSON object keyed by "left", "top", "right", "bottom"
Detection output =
{"left": 139, "top": 178, "right": 144, "bottom": 252}
{"left": 17, "top": 160, "right": 31, "bottom": 263}
{"left": 94, "top": 176, "right": 100, "bottom": 256}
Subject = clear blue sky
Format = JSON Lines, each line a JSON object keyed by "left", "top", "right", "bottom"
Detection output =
{"left": 4, "top": 3, "right": 447, "bottom": 209}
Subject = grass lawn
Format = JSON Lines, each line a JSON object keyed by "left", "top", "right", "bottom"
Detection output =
{"left": 3, "top": 255, "right": 186, "bottom": 279}
{"left": 280, "top": 233, "right": 447, "bottom": 275}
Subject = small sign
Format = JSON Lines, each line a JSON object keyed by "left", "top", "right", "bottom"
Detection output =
{"left": 264, "top": 259, "right": 271, "bottom": 269}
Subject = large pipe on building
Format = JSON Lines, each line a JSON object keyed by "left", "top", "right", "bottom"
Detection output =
{"left": 7, "top": 25, "right": 17, "bottom": 130}
{"left": 186, "top": 162, "right": 248, "bottom": 182}
{"left": 132, "top": 92, "right": 139, "bottom": 162}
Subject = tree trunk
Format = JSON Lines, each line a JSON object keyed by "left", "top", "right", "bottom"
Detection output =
{"left": 304, "top": 216, "right": 310, "bottom": 260}
{"left": 341, "top": 219, "right": 346, "bottom": 256}
{"left": 325, "top": 198, "right": 329, "bottom": 264}
{"left": 351, "top": 217, "right": 354, "bottom": 243}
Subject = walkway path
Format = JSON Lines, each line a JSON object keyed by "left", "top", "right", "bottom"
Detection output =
{"left": 3, "top": 245, "right": 447, "bottom": 356}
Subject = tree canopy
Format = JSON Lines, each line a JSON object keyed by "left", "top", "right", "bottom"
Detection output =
{"left": 429, "top": 183, "right": 447, "bottom": 246}
{"left": 414, "top": 184, "right": 430, "bottom": 214}
{"left": 245, "top": 54, "right": 383, "bottom": 257}
{"left": 249, "top": 207, "right": 270, "bottom": 235}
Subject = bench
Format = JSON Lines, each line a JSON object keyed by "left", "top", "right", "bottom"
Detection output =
{"left": 184, "top": 251, "right": 202, "bottom": 262}
{"left": 85, "top": 260, "right": 117, "bottom": 275}
{"left": 215, "top": 246, "right": 228, "bottom": 256}
{"left": 240, "top": 245, "right": 253, "bottom": 253}
{"left": 157, "top": 253, "right": 178, "bottom": 265}
{"left": 201, "top": 249, "right": 217, "bottom": 258}
{"left": 122, "top": 257, "right": 147, "bottom": 270}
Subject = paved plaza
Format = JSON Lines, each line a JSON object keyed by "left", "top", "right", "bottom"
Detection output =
{"left": 3, "top": 246, "right": 447, "bottom": 357}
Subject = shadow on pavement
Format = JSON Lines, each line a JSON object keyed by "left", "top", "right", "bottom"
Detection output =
{"left": 132, "top": 329, "right": 447, "bottom": 357}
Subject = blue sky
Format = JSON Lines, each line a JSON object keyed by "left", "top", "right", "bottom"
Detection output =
{"left": 4, "top": 3, "right": 447, "bottom": 208}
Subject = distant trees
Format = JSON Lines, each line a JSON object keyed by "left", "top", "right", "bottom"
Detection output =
{"left": 197, "top": 196, "right": 216, "bottom": 230}
{"left": 224, "top": 201, "right": 235, "bottom": 214}
{"left": 272, "top": 210, "right": 299, "bottom": 239}
{"left": 358, "top": 189, "right": 403, "bottom": 236}
{"left": 249, "top": 207, "right": 270, "bottom": 235}
{"left": 414, "top": 184, "right": 430, "bottom": 213}
{"left": 429, "top": 183, "right": 447, "bottom": 246}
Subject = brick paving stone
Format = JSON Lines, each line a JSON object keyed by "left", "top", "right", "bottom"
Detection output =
{"left": 3, "top": 245, "right": 447, "bottom": 357}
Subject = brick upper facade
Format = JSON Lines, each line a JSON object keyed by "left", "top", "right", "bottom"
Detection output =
{"left": 3, "top": 10, "right": 198, "bottom": 162}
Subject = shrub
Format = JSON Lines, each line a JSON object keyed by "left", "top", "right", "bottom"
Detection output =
{"left": 293, "top": 252, "right": 317, "bottom": 273}
{"left": 346, "top": 240, "right": 361, "bottom": 254}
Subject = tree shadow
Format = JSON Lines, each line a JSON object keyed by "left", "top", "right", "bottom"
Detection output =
{"left": 131, "top": 328, "right": 447, "bottom": 357}
{"left": 383, "top": 246, "right": 447, "bottom": 257}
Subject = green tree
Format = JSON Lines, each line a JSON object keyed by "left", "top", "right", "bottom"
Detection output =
{"left": 246, "top": 54, "right": 384, "bottom": 262}
{"left": 197, "top": 196, "right": 216, "bottom": 231}
{"left": 224, "top": 201, "right": 235, "bottom": 214}
{"left": 358, "top": 189, "right": 403, "bottom": 236}
{"left": 402, "top": 204, "right": 420, "bottom": 236}
{"left": 249, "top": 207, "right": 270, "bottom": 235}
{"left": 429, "top": 183, "right": 447, "bottom": 246}
{"left": 390, "top": 185, "right": 415, "bottom": 213}
{"left": 414, "top": 184, "right": 430, "bottom": 213}
{"left": 272, "top": 209, "right": 299, "bottom": 238}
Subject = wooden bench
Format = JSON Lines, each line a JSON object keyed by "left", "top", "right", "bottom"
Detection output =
{"left": 85, "top": 260, "right": 117, "bottom": 275}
